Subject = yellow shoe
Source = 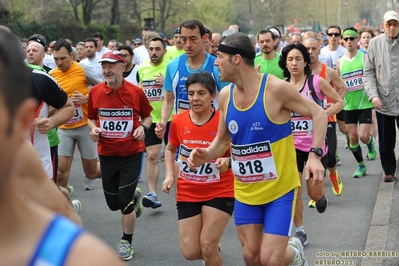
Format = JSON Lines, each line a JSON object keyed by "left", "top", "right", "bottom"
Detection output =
{"left": 329, "top": 171, "right": 343, "bottom": 196}
{"left": 308, "top": 200, "right": 316, "bottom": 208}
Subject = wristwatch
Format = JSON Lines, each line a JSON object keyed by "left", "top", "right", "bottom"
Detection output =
{"left": 309, "top": 147, "right": 323, "bottom": 157}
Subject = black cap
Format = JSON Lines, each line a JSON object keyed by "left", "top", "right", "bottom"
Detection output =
{"left": 27, "top": 35, "right": 46, "bottom": 48}
{"left": 173, "top": 28, "right": 181, "bottom": 35}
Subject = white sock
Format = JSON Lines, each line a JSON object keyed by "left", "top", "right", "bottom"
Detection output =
{"left": 295, "top": 225, "right": 305, "bottom": 233}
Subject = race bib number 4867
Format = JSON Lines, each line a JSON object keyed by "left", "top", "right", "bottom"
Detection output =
{"left": 99, "top": 108, "right": 133, "bottom": 138}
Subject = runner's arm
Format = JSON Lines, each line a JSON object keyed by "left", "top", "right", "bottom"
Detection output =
{"left": 319, "top": 77, "right": 344, "bottom": 116}
{"left": 16, "top": 141, "right": 83, "bottom": 226}
{"left": 328, "top": 66, "right": 347, "bottom": 99}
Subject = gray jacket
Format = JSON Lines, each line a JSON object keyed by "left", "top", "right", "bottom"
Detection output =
{"left": 364, "top": 33, "right": 399, "bottom": 116}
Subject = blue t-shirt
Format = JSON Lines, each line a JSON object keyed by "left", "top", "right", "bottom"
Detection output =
{"left": 164, "top": 52, "right": 228, "bottom": 113}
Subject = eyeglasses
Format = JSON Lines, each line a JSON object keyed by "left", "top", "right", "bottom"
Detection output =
{"left": 120, "top": 54, "right": 130, "bottom": 57}
{"left": 133, "top": 43, "right": 142, "bottom": 46}
{"left": 327, "top": 33, "right": 341, "bottom": 37}
{"left": 343, "top": 37, "right": 356, "bottom": 41}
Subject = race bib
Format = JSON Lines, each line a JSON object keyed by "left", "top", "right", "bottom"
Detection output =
{"left": 99, "top": 108, "right": 133, "bottom": 138}
{"left": 342, "top": 70, "right": 363, "bottom": 92}
{"left": 177, "top": 144, "right": 220, "bottom": 183}
{"left": 65, "top": 104, "right": 83, "bottom": 126}
{"left": 291, "top": 111, "right": 313, "bottom": 136}
{"left": 177, "top": 99, "right": 190, "bottom": 114}
{"left": 142, "top": 80, "right": 164, "bottom": 102}
{"left": 231, "top": 141, "right": 278, "bottom": 183}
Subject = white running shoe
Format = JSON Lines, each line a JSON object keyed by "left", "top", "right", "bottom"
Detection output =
{"left": 72, "top": 199, "right": 82, "bottom": 215}
{"left": 83, "top": 177, "right": 94, "bottom": 190}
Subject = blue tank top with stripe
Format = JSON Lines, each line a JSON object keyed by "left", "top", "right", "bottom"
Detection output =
{"left": 29, "top": 215, "right": 83, "bottom": 266}
{"left": 225, "top": 74, "right": 300, "bottom": 205}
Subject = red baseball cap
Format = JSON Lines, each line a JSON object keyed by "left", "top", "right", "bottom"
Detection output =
{"left": 99, "top": 50, "right": 126, "bottom": 64}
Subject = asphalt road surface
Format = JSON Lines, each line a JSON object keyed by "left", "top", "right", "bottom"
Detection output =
{"left": 69, "top": 134, "right": 384, "bottom": 266}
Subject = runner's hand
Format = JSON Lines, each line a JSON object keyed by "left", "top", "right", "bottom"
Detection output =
{"left": 304, "top": 155, "right": 325, "bottom": 185}
{"left": 188, "top": 147, "right": 208, "bottom": 171}
{"left": 155, "top": 122, "right": 165, "bottom": 139}
{"left": 215, "top": 157, "right": 230, "bottom": 174}
{"left": 162, "top": 176, "right": 174, "bottom": 193}
{"left": 70, "top": 91, "right": 88, "bottom": 104}
{"left": 90, "top": 127, "right": 102, "bottom": 142}
{"left": 33, "top": 117, "right": 52, "bottom": 134}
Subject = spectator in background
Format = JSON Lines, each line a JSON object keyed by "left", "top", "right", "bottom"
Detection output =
{"left": 20, "top": 37, "right": 28, "bottom": 58}
{"left": 165, "top": 28, "right": 185, "bottom": 61}
{"left": 117, "top": 44, "right": 139, "bottom": 85}
{"left": 27, "top": 34, "right": 56, "bottom": 69}
{"left": 125, "top": 39, "right": 132, "bottom": 46}
{"left": 133, "top": 31, "right": 160, "bottom": 66}
{"left": 211, "top": 32, "right": 222, "bottom": 55}
{"left": 76, "top": 41, "right": 87, "bottom": 61}
{"left": 80, "top": 37, "right": 103, "bottom": 80}
{"left": 132, "top": 38, "right": 143, "bottom": 48}
{"left": 291, "top": 33, "right": 302, "bottom": 45}
{"left": 358, "top": 27, "right": 375, "bottom": 53}
{"left": 92, "top": 32, "right": 108, "bottom": 57}
{"left": 204, "top": 27, "right": 212, "bottom": 53}
{"left": 107, "top": 39, "right": 119, "bottom": 51}
{"left": 364, "top": 10, "right": 399, "bottom": 183}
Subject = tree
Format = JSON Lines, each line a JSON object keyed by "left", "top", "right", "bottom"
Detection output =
{"left": 110, "top": 0, "right": 120, "bottom": 25}
{"left": 67, "top": 0, "right": 102, "bottom": 26}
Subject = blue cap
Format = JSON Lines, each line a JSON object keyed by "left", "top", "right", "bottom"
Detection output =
{"left": 322, "top": 35, "right": 327, "bottom": 41}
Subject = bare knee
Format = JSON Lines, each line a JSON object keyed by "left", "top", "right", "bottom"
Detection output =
{"left": 242, "top": 248, "right": 260, "bottom": 266}
{"left": 200, "top": 239, "right": 218, "bottom": 259}
{"left": 181, "top": 245, "right": 201, "bottom": 261}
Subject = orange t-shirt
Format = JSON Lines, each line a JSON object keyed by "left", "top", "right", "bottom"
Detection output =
{"left": 320, "top": 63, "right": 337, "bottom": 123}
{"left": 50, "top": 62, "right": 90, "bottom": 129}
{"left": 168, "top": 110, "right": 234, "bottom": 202}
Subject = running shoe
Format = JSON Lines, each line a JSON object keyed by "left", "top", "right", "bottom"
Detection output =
{"left": 117, "top": 240, "right": 134, "bottom": 261}
{"left": 72, "top": 199, "right": 82, "bottom": 215}
{"left": 158, "top": 150, "right": 165, "bottom": 162}
{"left": 83, "top": 177, "right": 94, "bottom": 190}
{"left": 329, "top": 171, "right": 343, "bottom": 196}
{"left": 384, "top": 174, "right": 395, "bottom": 183}
{"left": 335, "top": 152, "right": 341, "bottom": 165}
{"left": 315, "top": 195, "right": 328, "bottom": 214}
{"left": 288, "top": 237, "right": 309, "bottom": 266}
{"left": 142, "top": 192, "right": 162, "bottom": 209}
{"left": 295, "top": 231, "right": 308, "bottom": 246}
{"left": 366, "top": 137, "right": 377, "bottom": 160}
{"left": 68, "top": 184, "right": 74, "bottom": 196}
{"left": 308, "top": 200, "right": 316, "bottom": 208}
{"left": 134, "top": 187, "right": 143, "bottom": 218}
{"left": 353, "top": 164, "right": 366, "bottom": 178}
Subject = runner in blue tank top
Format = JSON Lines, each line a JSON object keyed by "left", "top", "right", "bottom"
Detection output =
{"left": 155, "top": 19, "right": 228, "bottom": 140}
{"left": 188, "top": 32, "right": 328, "bottom": 266}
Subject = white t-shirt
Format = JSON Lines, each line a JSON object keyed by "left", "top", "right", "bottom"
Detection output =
{"left": 133, "top": 45, "right": 149, "bottom": 66}
{"left": 321, "top": 45, "right": 347, "bottom": 69}
{"left": 80, "top": 56, "right": 104, "bottom": 80}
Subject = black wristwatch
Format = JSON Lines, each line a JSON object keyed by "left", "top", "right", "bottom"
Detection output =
{"left": 228, "top": 158, "right": 232, "bottom": 169}
{"left": 141, "top": 124, "right": 148, "bottom": 133}
{"left": 309, "top": 147, "right": 323, "bottom": 157}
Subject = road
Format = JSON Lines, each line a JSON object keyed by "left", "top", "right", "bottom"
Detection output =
{"left": 68, "top": 133, "right": 395, "bottom": 266}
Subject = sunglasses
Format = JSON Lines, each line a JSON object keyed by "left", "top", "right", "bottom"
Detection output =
{"left": 133, "top": 43, "right": 142, "bottom": 46}
{"left": 343, "top": 37, "right": 356, "bottom": 41}
{"left": 327, "top": 33, "right": 341, "bottom": 37}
